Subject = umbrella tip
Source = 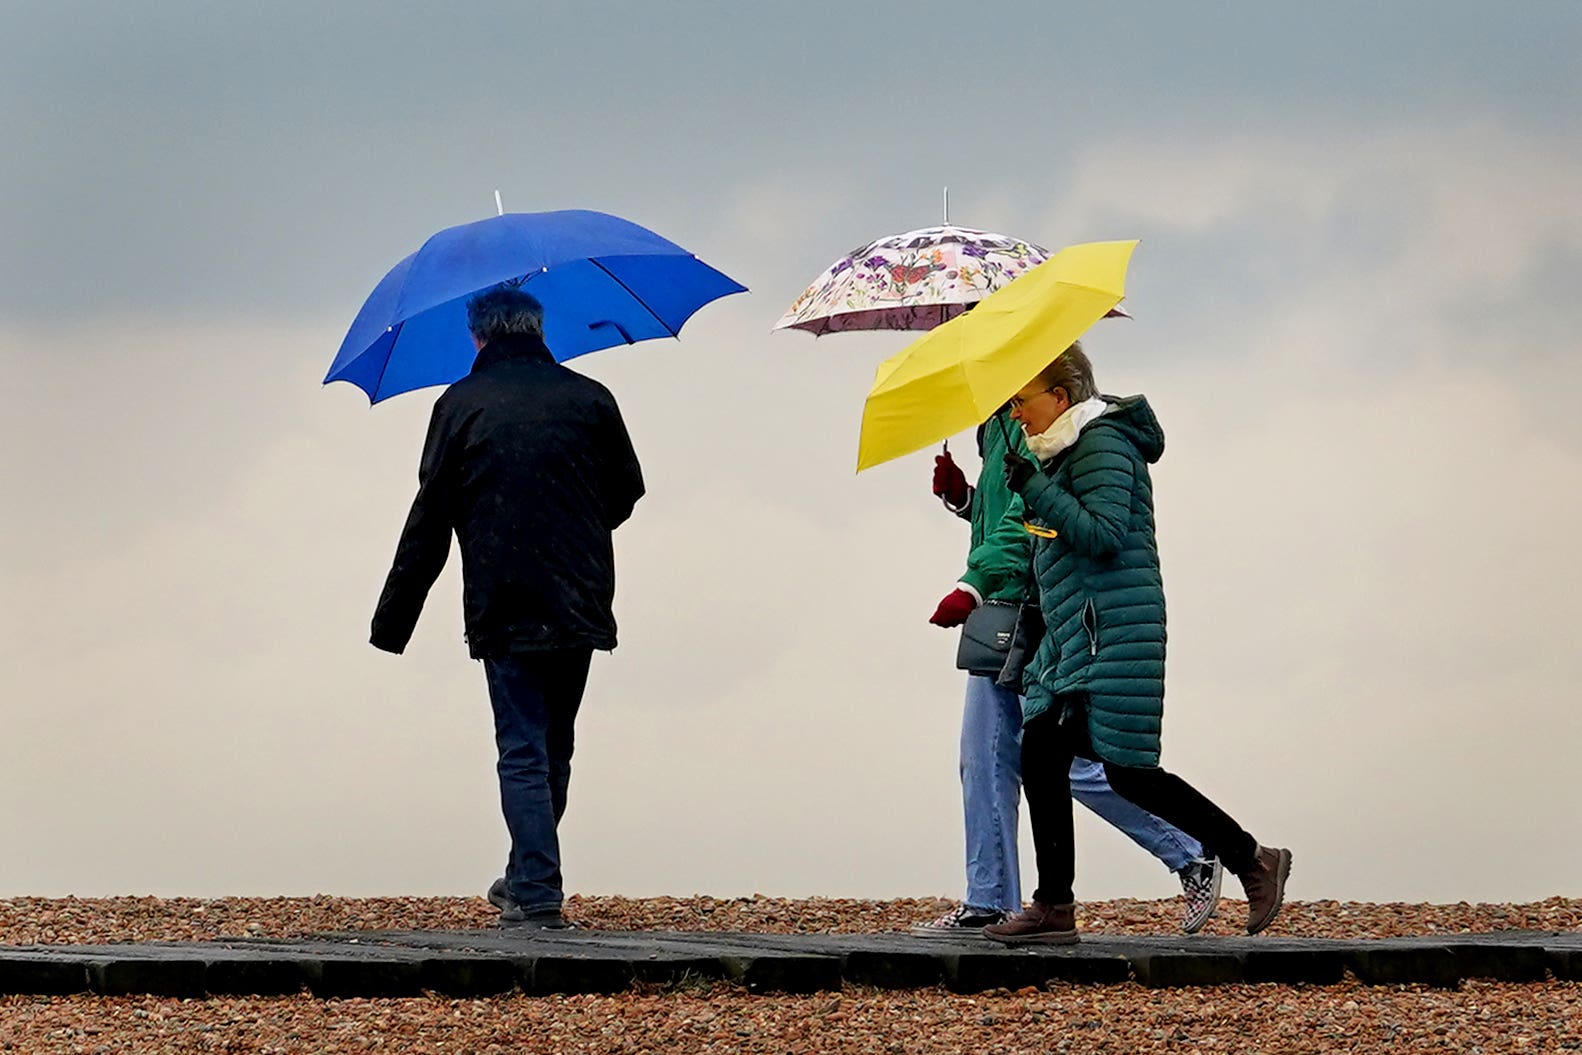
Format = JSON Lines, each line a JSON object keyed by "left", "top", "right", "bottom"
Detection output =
{"left": 494, "top": 189, "right": 504, "bottom": 216}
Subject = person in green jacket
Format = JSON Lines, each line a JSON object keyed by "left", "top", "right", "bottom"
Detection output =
{"left": 912, "top": 404, "right": 1224, "bottom": 939}
{"left": 983, "top": 343, "right": 1292, "bottom": 945}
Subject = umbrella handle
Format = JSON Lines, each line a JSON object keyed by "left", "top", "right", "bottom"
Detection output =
{"left": 995, "top": 413, "right": 1015, "bottom": 451}
{"left": 588, "top": 320, "right": 635, "bottom": 344}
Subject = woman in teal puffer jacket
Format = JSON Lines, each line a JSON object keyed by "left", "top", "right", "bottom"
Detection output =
{"left": 982, "top": 343, "right": 1293, "bottom": 946}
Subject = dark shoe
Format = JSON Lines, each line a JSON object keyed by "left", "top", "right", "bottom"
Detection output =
{"left": 1178, "top": 856, "right": 1224, "bottom": 935}
{"left": 488, "top": 877, "right": 576, "bottom": 930}
{"left": 910, "top": 904, "right": 1007, "bottom": 939}
{"left": 1237, "top": 845, "right": 1292, "bottom": 935}
{"left": 982, "top": 901, "right": 1078, "bottom": 945}
{"left": 500, "top": 908, "right": 576, "bottom": 930}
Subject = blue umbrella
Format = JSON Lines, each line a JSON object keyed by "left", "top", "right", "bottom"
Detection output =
{"left": 325, "top": 209, "right": 747, "bottom": 403}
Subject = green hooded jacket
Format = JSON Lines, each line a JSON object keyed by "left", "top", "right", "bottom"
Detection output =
{"left": 1018, "top": 396, "right": 1167, "bottom": 768}
{"left": 958, "top": 408, "right": 1034, "bottom": 604}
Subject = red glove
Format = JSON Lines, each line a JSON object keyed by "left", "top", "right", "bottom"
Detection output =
{"left": 929, "top": 588, "right": 978, "bottom": 628}
{"left": 932, "top": 450, "right": 969, "bottom": 507}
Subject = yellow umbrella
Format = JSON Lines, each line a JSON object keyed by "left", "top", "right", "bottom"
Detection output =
{"left": 855, "top": 239, "right": 1138, "bottom": 472}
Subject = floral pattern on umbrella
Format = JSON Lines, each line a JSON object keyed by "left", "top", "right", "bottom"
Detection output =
{"left": 775, "top": 225, "right": 1056, "bottom": 335}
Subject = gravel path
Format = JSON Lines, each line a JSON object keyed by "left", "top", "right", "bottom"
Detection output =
{"left": 2, "top": 895, "right": 1579, "bottom": 945}
{"left": 2, "top": 981, "right": 1579, "bottom": 1053}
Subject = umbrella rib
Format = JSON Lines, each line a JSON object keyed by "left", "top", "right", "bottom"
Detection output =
{"left": 369, "top": 321, "right": 404, "bottom": 404}
{"left": 956, "top": 354, "right": 992, "bottom": 424}
{"left": 588, "top": 259, "right": 679, "bottom": 339}
{"left": 1033, "top": 279, "right": 1124, "bottom": 300}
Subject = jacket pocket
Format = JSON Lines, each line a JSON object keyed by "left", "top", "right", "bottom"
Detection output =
{"left": 1081, "top": 598, "right": 1098, "bottom": 657}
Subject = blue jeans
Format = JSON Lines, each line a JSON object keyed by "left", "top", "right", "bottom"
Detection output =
{"left": 482, "top": 648, "right": 593, "bottom": 914}
{"left": 959, "top": 674, "right": 1202, "bottom": 913}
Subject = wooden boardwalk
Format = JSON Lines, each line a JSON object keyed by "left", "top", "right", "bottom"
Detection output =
{"left": 2, "top": 927, "right": 1578, "bottom": 996}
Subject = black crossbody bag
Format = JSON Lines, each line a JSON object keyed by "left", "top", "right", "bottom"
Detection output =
{"left": 955, "top": 514, "right": 1047, "bottom": 687}
{"left": 995, "top": 601, "right": 1045, "bottom": 690}
{"left": 955, "top": 600, "right": 1022, "bottom": 676}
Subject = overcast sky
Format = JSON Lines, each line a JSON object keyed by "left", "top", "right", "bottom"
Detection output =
{"left": 3, "top": 2, "right": 1579, "bottom": 906}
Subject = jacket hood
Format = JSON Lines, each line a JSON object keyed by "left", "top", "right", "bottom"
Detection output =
{"left": 1090, "top": 394, "right": 1165, "bottom": 463}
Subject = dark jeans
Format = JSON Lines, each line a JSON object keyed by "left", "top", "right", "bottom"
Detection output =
{"left": 1021, "top": 698, "right": 1259, "bottom": 906}
{"left": 482, "top": 648, "right": 593, "bottom": 914}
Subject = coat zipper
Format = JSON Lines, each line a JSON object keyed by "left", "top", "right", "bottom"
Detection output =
{"left": 1082, "top": 598, "right": 1098, "bottom": 657}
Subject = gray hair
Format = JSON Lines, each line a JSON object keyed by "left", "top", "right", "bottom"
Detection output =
{"left": 466, "top": 285, "right": 545, "bottom": 344}
{"left": 1032, "top": 340, "right": 1097, "bottom": 402}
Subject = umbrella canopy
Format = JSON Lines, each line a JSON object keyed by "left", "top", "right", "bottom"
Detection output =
{"left": 326, "top": 209, "right": 746, "bottom": 403}
{"left": 855, "top": 240, "right": 1138, "bottom": 472}
{"left": 774, "top": 224, "right": 1047, "bottom": 335}
{"left": 774, "top": 224, "right": 1128, "bottom": 336}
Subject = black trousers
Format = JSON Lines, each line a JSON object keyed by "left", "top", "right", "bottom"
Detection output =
{"left": 1021, "top": 699, "right": 1259, "bottom": 906}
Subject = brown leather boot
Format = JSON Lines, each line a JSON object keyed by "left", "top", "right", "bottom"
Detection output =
{"left": 1237, "top": 845, "right": 1292, "bottom": 935}
{"left": 982, "top": 900, "right": 1078, "bottom": 945}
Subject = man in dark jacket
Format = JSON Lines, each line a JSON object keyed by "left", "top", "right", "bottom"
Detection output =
{"left": 370, "top": 285, "right": 645, "bottom": 929}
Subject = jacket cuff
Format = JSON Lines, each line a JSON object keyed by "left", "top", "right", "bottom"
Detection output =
{"left": 955, "top": 581, "right": 984, "bottom": 605}
{"left": 370, "top": 620, "right": 413, "bottom": 655}
{"left": 1019, "top": 470, "right": 1061, "bottom": 522}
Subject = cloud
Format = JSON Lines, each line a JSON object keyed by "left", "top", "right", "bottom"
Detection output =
{"left": 1041, "top": 120, "right": 1582, "bottom": 372}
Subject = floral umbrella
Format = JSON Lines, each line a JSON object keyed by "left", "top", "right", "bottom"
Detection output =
{"left": 774, "top": 224, "right": 1126, "bottom": 336}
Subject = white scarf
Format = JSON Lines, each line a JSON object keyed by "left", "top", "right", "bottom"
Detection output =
{"left": 1024, "top": 397, "right": 1110, "bottom": 463}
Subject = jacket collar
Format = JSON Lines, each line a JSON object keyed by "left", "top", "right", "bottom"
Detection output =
{"left": 470, "top": 332, "right": 555, "bottom": 374}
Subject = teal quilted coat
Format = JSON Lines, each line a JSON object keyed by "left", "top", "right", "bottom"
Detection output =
{"left": 1018, "top": 396, "right": 1167, "bottom": 768}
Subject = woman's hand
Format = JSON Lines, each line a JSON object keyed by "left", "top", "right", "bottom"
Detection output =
{"left": 1003, "top": 452, "right": 1037, "bottom": 493}
{"left": 929, "top": 588, "right": 978, "bottom": 627}
{"left": 933, "top": 449, "right": 969, "bottom": 507}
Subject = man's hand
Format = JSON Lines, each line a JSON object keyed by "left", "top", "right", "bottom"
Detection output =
{"left": 933, "top": 449, "right": 969, "bottom": 508}
{"left": 1003, "top": 452, "right": 1038, "bottom": 493}
{"left": 929, "top": 588, "right": 978, "bottom": 628}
